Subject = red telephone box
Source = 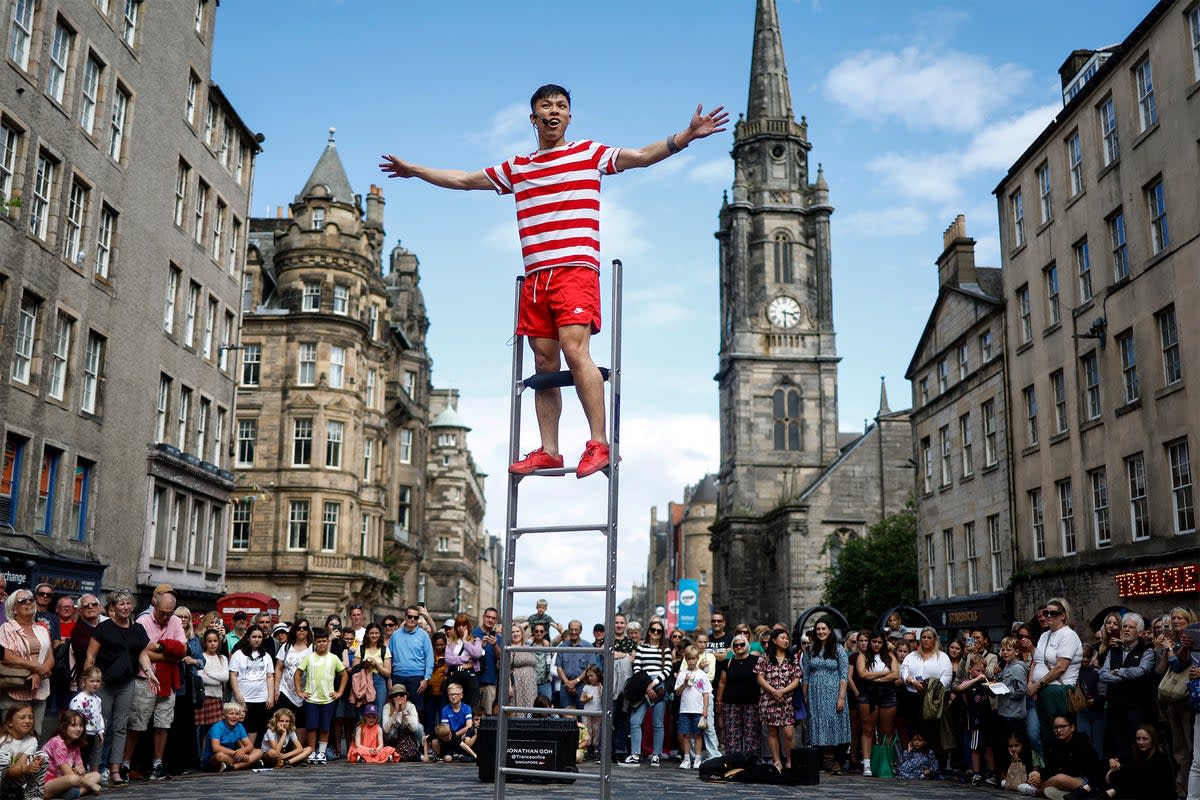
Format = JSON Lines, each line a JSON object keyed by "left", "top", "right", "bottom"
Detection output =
{"left": 215, "top": 591, "right": 279, "bottom": 629}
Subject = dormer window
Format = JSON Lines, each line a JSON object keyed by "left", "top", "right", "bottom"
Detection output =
{"left": 312, "top": 207, "right": 324, "bottom": 230}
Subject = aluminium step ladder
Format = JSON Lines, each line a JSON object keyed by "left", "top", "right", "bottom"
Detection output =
{"left": 493, "top": 259, "right": 622, "bottom": 800}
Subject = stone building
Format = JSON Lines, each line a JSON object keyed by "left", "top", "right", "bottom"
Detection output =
{"left": 994, "top": 0, "right": 1200, "bottom": 625}
{"left": 710, "top": 0, "right": 912, "bottom": 627}
{"left": 0, "top": 0, "right": 257, "bottom": 606}
{"left": 906, "top": 217, "right": 1014, "bottom": 642}
{"left": 645, "top": 475, "right": 718, "bottom": 625}
{"left": 227, "top": 134, "right": 487, "bottom": 623}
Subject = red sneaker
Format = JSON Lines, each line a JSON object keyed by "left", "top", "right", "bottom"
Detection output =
{"left": 576, "top": 440, "right": 611, "bottom": 478}
{"left": 508, "top": 447, "right": 564, "bottom": 475}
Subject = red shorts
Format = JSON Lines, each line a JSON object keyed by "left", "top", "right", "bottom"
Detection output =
{"left": 515, "top": 266, "right": 602, "bottom": 339}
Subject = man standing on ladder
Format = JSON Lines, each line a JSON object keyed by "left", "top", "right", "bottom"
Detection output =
{"left": 380, "top": 85, "right": 727, "bottom": 478}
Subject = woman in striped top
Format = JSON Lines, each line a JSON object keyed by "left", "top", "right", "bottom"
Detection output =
{"left": 621, "top": 623, "right": 672, "bottom": 766}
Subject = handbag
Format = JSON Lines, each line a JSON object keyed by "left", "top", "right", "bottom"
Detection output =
{"left": 189, "top": 666, "right": 206, "bottom": 708}
{"left": 0, "top": 664, "right": 32, "bottom": 690}
{"left": 1066, "top": 683, "right": 1087, "bottom": 714}
{"left": 870, "top": 733, "right": 897, "bottom": 778}
{"left": 1159, "top": 667, "right": 1188, "bottom": 705}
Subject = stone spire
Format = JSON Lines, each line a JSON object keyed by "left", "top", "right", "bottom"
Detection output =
{"left": 297, "top": 126, "right": 355, "bottom": 204}
{"left": 746, "top": 0, "right": 793, "bottom": 123}
{"left": 878, "top": 376, "right": 891, "bottom": 415}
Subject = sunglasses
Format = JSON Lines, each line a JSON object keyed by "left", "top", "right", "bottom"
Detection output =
{"left": 404, "top": 614, "right": 419, "bottom": 620}
{"left": 35, "top": 592, "right": 53, "bottom": 598}
{"left": 648, "top": 628, "right": 663, "bottom": 634}
{"left": 15, "top": 597, "right": 34, "bottom": 605}
{"left": 1044, "top": 609, "right": 1063, "bottom": 617}
{"left": 81, "top": 602, "right": 100, "bottom": 609}
{"left": 384, "top": 622, "right": 397, "bottom": 627}
{"left": 733, "top": 642, "right": 748, "bottom": 648}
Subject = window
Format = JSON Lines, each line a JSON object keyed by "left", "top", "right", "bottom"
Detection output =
{"left": 80, "top": 331, "right": 103, "bottom": 413}
{"left": 202, "top": 297, "right": 216, "bottom": 360}
{"left": 231, "top": 504, "right": 250, "bottom": 550}
{"left": 918, "top": 377, "right": 928, "bottom": 405}
{"left": 925, "top": 533, "right": 935, "bottom": 598}
{"left": 311, "top": 207, "right": 325, "bottom": 230}
{"left": 1089, "top": 467, "right": 1111, "bottom": 548}
{"left": 176, "top": 387, "right": 191, "bottom": 448}
{"left": 772, "top": 387, "right": 801, "bottom": 450}
{"left": 979, "top": 330, "right": 993, "bottom": 361}
{"left": 964, "top": 521, "right": 978, "bottom": 595}
{"left": 155, "top": 375, "right": 170, "bottom": 442}
{"left": 48, "top": 314, "right": 73, "bottom": 400}
{"left": 34, "top": 448, "right": 61, "bottom": 534}
{"left": 937, "top": 360, "right": 948, "bottom": 393}
{"left": 1099, "top": 97, "right": 1119, "bottom": 165}
{"left": 329, "top": 346, "right": 345, "bottom": 389}
{"left": 63, "top": 181, "right": 87, "bottom": 264}
{"left": 0, "top": 121, "right": 19, "bottom": 201}
{"left": 219, "top": 122, "right": 232, "bottom": 169}
{"left": 362, "top": 438, "right": 373, "bottom": 481}
{"left": 397, "top": 485, "right": 412, "bottom": 532}
{"left": 958, "top": 343, "right": 968, "bottom": 381}
{"left": 1082, "top": 351, "right": 1101, "bottom": 420}
{"left": 1134, "top": 58, "right": 1157, "bottom": 131}
{"left": 8, "top": 0, "right": 34, "bottom": 69}
{"left": 210, "top": 200, "right": 225, "bottom": 261}
{"left": 332, "top": 284, "right": 349, "bottom": 315}
{"left": 1191, "top": 6, "right": 1200, "bottom": 80}
{"left": 1066, "top": 131, "right": 1083, "bottom": 196}
{"left": 325, "top": 420, "right": 343, "bottom": 468}
{"left": 121, "top": 0, "right": 140, "bottom": 47}
{"left": 368, "top": 306, "right": 379, "bottom": 339}
{"left": 982, "top": 399, "right": 998, "bottom": 467}
{"left": 95, "top": 204, "right": 116, "bottom": 278}
{"left": 321, "top": 502, "right": 339, "bottom": 551}
{"left": 203, "top": 504, "right": 221, "bottom": 569}
{"left": 399, "top": 429, "right": 413, "bottom": 464}
{"left": 1168, "top": 440, "right": 1195, "bottom": 534}
{"left": 80, "top": 55, "right": 101, "bottom": 134}
{"left": 1057, "top": 478, "right": 1076, "bottom": 556}
{"left": 1117, "top": 331, "right": 1138, "bottom": 404}
{"left": 1146, "top": 180, "right": 1169, "bottom": 254}
{"left": 287, "top": 500, "right": 309, "bottom": 550}
{"left": 203, "top": 98, "right": 217, "bottom": 147}
{"left": 12, "top": 294, "right": 38, "bottom": 384}
{"left": 185, "top": 72, "right": 198, "bottom": 126}
{"left": 302, "top": 281, "right": 321, "bottom": 312}
{"left": 174, "top": 161, "right": 190, "bottom": 228}
{"left": 1158, "top": 306, "right": 1181, "bottom": 386}
{"left": 920, "top": 436, "right": 932, "bottom": 494}
{"left": 29, "top": 151, "right": 57, "bottom": 241}
{"left": 1, "top": 436, "right": 26, "bottom": 526}
{"left": 292, "top": 418, "right": 313, "bottom": 466}
{"left": 218, "top": 312, "right": 233, "bottom": 372}
{"left": 241, "top": 344, "right": 260, "bottom": 386}
{"left": 1022, "top": 385, "right": 1038, "bottom": 446}
{"left": 235, "top": 145, "right": 245, "bottom": 185}
{"left": 194, "top": 0, "right": 205, "bottom": 33}
{"left": 987, "top": 515, "right": 1002, "bottom": 592}
{"left": 436, "top": 536, "right": 450, "bottom": 554}
{"left": 939, "top": 426, "right": 952, "bottom": 486}
{"left": 71, "top": 459, "right": 92, "bottom": 541}
{"left": 1030, "top": 488, "right": 1046, "bottom": 561}
{"left": 365, "top": 369, "right": 376, "bottom": 408}
{"left": 228, "top": 217, "right": 242, "bottom": 273}
{"left": 236, "top": 419, "right": 256, "bottom": 466}
{"left": 1010, "top": 190, "right": 1025, "bottom": 248}
{"left": 297, "top": 343, "right": 316, "bottom": 385}
{"left": 195, "top": 397, "right": 209, "bottom": 456}
{"left": 438, "top": 433, "right": 457, "bottom": 448}
{"left": 1109, "top": 211, "right": 1129, "bottom": 280}
{"left": 1044, "top": 264, "right": 1060, "bottom": 326}
{"left": 1127, "top": 453, "right": 1149, "bottom": 541}
{"left": 241, "top": 273, "right": 253, "bottom": 312}
{"left": 359, "top": 514, "right": 371, "bottom": 556}
{"left": 1075, "top": 239, "right": 1092, "bottom": 302}
{"left": 183, "top": 281, "right": 199, "bottom": 347}
{"left": 108, "top": 86, "right": 129, "bottom": 160}
{"left": 1051, "top": 370, "right": 1067, "bottom": 434}
{"left": 773, "top": 232, "right": 793, "bottom": 283}
{"left": 193, "top": 179, "right": 208, "bottom": 244}
{"left": 1036, "top": 162, "right": 1052, "bottom": 224}
{"left": 213, "top": 407, "right": 225, "bottom": 467}
{"left": 959, "top": 413, "right": 973, "bottom": 477}
{"left": 46, "top": 21, "right": 74, "bottom": 104}
{"left": 943, "top": 529, "right": 955, "bottom": 596}
{"left": 1017, "top": 285, "right": 1032, "bottom": 343}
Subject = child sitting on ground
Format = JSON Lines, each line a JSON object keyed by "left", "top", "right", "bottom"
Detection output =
{"left": 347, "top": 704, "right": 398, "bottom": 763}
{"left": 428, "top": 723, "right": 478, "bottom": 763}
{"left": 896, "top": 730, "right": 940, "bottom": 780}
{"left": 436, "top": 682, "right": 476, "bottom": 762}
{"left": 262, "top": 707, "right": 312, "bottom": 767}
{"left": 999, "top": 732, "right": 1031, "bottom": 791}
{"left": 0, "top": 704, "right": 47, "bottom": 798}
{"left": 67, "top": 666, "right": 105, "bottom": 773}
{"left": 42, "top": 709, "right": 103, "bottom": 797}
{"left": 202, "top": 702, "right": 264, "bottom": 772}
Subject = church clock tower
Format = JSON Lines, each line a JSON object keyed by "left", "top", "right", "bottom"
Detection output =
{"left": 713, "top": 0, "right": 840, "bottom": 622}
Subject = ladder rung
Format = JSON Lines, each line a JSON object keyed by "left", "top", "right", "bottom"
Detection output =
{"left": 499, "top": 705, "right": 604, "bottom": 717}
{"left": 512, "top": 523, "right": 608, "bottom": 535}
{"left": 508, "top": 584, "right": 608, "bottom": 594}
{"left": 500, "top": 766, "right": 598, "bottom": 781}
{"left": 522, "top": 367, "right": 610, "bottom": 391}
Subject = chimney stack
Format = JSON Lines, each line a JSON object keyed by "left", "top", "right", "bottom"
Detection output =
{"left": 936, "top": 214, "right": 977, "bottom": 289}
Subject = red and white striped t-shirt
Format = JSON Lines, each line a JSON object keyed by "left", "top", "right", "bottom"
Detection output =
{"left": 484, "top": 140, "right": 621, "bottom": 275}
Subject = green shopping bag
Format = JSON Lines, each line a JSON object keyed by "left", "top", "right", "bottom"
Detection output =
{"left": 871, "top": 733, "right": 897, "bottom": 778}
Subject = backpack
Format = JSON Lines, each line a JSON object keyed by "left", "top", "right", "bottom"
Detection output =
{"left": 50, "top": 640, "right": 72, "bottom": 693}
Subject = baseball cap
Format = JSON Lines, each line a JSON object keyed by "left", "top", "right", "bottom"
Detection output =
{"left": 443, "top": 618, "right": 455, "bottom": 629}
{"left": 272, "top": 623, "right": 289, "bottom": 635}
{"left": 593, "top": 624, "right": 605, "bottom": 632}
{"left": 361, "top": 703, "right": 379, "bottom": 717}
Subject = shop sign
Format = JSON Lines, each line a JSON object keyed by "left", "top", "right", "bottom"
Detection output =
{"left": 1115, "top": 564, "right": 1199, "bottom": 598}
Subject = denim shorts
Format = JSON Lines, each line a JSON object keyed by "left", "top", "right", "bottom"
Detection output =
{"left": 676, "top": 712, "right": 701, "bottom": 735}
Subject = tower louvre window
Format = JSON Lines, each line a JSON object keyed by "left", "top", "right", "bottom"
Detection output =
{"left": 772, "top": 233, "right": 793, "bottom": 283}
{"left": 772, "top": 387, "right": 801, "bottom": 451}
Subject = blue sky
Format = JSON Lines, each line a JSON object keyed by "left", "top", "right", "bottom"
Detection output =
{"left": 213, "top": 0, "right": 1152, "bottom": 625}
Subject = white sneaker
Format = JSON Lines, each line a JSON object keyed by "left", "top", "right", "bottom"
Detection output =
{"left": 1017, "top": 784, "right": 1037, "bottom": 797}
{"left": 691, "top": 757, "right": 702, "bottom": 769}
{"left": 679, "top": 758, "right": 691, "bottom": 769}
{"left": 619, "top": 755, "right": 640, "bottom": 767}
{"left": 862, "top": 761, "right": 872, "bottom": 777}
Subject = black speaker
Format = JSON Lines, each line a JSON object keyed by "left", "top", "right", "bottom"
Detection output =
{"left": 784, "top": 746, "right": 820, "bottom": 786}
{"left": 475, "top": 716, "right": 579, "bottom": 783}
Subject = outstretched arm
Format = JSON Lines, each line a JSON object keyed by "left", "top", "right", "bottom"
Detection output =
{"left": 616, "top": 104, "right": 729, "bottom": 171}
{"left": 378, "top": 156, "right": 492, "bottom": 191}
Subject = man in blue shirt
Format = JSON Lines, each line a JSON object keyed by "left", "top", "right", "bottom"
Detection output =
{"left": 556, "top": 619, "right": 597, "bottom": 709}
{"left": 388, "top": 605, "right": 433, "bottom": 717}
{"left": 472, "top": 607, "right": 502, "bottom": 716}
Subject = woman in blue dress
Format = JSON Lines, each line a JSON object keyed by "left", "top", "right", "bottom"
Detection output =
{"left": 802, "top": 617, "right": 851, "bottom": 773}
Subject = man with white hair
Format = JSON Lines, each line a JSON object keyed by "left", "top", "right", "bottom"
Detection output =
{"left": 1097, "top": 612, "right": 1154, "bottom": 758}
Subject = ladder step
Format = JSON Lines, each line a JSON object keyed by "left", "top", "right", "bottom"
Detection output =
{"left": 500, "top": 766, "right": 599, "bottom": 781}
{"left": 499, "top": 705, "right": 605, "bottom": 717}
{"left": 523, "top": 367, "right": 610, "bottom": 391}
{"left": 508, "top": 584, "right": 608, "bottom": 594}
{"left": 512, "top": 523, "right": 608, "bottom": 535}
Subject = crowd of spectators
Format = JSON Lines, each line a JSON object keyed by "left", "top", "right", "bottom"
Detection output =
{"left": 0, "top": 580, "right": 1194, "bottom": 799}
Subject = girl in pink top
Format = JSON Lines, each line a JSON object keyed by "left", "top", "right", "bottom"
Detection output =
{"left": 43, "top": 709, "right": 103, "bottom": 797}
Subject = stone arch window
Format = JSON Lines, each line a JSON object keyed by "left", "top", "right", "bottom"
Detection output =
{"left": 772, "top": 386, "right": 801, "bottom": 450}
{"left": 773, "top": 231, "right": 794, "bottom": 284}
{"left": 826, "top": 527, "right": 858, "bottom": 568}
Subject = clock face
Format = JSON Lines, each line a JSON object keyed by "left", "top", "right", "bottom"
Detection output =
{"left": 767, "top": 296, "right": 801, "bottom": 329}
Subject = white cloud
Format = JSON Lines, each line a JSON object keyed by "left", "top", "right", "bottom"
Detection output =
{"left": 825, "top": 47, "right": 1030, "bottom": 132}
{"left": 474, "top": 102, "right": 537, "bottom": 158}
{"left": 688, "top": 159, "right": 732, "bottom": 186}
{"left": 838, "top": 206, "right": 929, "bottom": 237}
{"left": 961, "top": 103, "right": 1059, "bottom": 171}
